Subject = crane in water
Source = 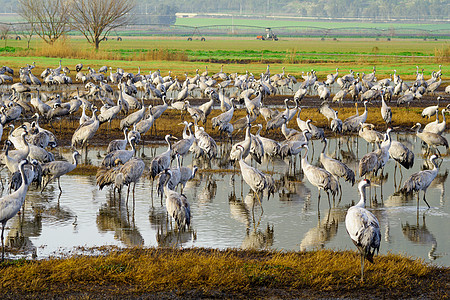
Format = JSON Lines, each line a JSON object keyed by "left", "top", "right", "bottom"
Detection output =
{"left": 401, "top": 154, "right": 439, "bottom": 208}
{"left": 0, "top": 160, "right": 30, "bottom": 261}
{"left": 345, "top": 179, "right": 381, "bottom": 281}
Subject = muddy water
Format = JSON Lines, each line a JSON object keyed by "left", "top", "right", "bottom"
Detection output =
{"left": 2, "top": 132, "right": 449, "bottom": 266}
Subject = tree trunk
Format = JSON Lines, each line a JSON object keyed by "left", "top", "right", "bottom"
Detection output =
{"left": 95, "top": 38, "right": 100, "bottom": 50}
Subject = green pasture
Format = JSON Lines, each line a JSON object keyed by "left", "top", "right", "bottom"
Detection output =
{"left": 3, "top": 37, "right": 444, "bottom": 56}
{"left": 175, "top": 17, "right": 450, "bottom": 32}
{"left": 0, "top": 37, "right": 447, "bottom": 79}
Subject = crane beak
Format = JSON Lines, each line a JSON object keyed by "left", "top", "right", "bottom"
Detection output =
{"left": 371, "top": 183, "right": 381, "bottom": 187}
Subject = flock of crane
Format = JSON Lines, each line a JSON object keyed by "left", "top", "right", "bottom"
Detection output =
{"left": 0, "top": 60, "right": 448, "bottom": 281}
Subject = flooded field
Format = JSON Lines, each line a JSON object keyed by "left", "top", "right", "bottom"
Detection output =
{"left": 3, "top": 132, "right": 449, "bottom": 267}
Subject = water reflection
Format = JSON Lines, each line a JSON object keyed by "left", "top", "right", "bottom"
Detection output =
{"left": 300, "top": 208, "right": 345, "bottom": 251}
{"left": 96, "top": 190, "right": 144, "bottom": 247}
{"left": 0, "top": 132, "right": 448, "bottom": 266}
{"left": 402, "top": 212, "right": 439, "bottom": 261}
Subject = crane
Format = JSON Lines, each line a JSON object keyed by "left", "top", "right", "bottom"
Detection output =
{"left": 41, "top": 151, "right": 81, "bottom": 193}
{"left": 345, "top": 179, "right": 381, "bottom": 281}
{"left": 0, "top": 159, "right": 30, "bottom": 261}
{"left": 162, "top": 169, "right": 191, "bottom": 232}
{"left": 401, "top": 154, "right": 439, "bottom": 208}
{"left": 300, "top": 144, "right": 338, "bottom": 206}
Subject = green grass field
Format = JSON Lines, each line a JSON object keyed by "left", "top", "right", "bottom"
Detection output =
{"left": 0, "top": 37, "right": 447, "bottom": 79}
{"left": 175, "top": 17, "right": 450, "bottom": 32}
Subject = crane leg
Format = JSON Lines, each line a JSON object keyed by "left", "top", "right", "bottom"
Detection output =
{"left": 360, "top": 254, "right": 365, "bottom": 282}
{"left": 422, "top": 190, "right": 431, "bottom": 208}
{"left": 1, "top": 223, "right": 5, "bottom": 261}
{"left": 254, "top": 191, "right": 264, "bottom": 213}
{"left": 58, "top": 177, "right": 62, "bottom": 193}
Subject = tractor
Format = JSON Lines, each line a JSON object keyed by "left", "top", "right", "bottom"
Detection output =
{"left": 257, "top": 28, "right": 278, "bottom": 41}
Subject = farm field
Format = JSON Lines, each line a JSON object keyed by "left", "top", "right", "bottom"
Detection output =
{"left": 175, "top": 17, "right": 450, "bottom": 32}
{"left": 0, "top": 37, "right": 448, "bottom": 80}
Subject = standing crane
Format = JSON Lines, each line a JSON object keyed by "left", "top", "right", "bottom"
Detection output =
{"left": 150, "top": 134, "right": 177, "bottom": 179}
{"left": 320, "top": 138, "right": 355, "bottom": 196}
{"left": 345, "top": 179, "right": 381, "bottom": 281}
{"left": 380, "top": 90, "right": 392, "bottom": 126}
{"left": 0, "top": 159, "right": 30, "bottom": 261}
{"left": 236, "top": 145, "right": 271, "bottom": 209}
{"left": 163, "top": 169, "right": 191, "bottom": 232}
{"left": 300, "top": 144, "right": 338, "bottom": 206}
{"left": 41, "top": 151, "right": 81, "bottom": 193}
{"left": 412, "top": 123, "right": 448, "bottom": 155}
{"left": 401, "top": 154, "right": 439, "bottom": 208}
{"left": 71, "top": 108, "right": 100, "bottom": 150}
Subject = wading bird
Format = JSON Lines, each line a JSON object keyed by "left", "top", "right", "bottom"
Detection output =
{"left": 0, "top": 160, "right": 30, "bottom": 261}
{"left": 345, "top": 179, "right": 381, "bottom": 281}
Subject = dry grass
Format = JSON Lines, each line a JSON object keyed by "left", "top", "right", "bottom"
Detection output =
{"left": 0, "top": 247, "right": 447, "bottom": 298}
{"left": 14, "top": 38, "right": 188, "bottom": 62}
{"left": 434, "top": 45, "right": 450, "bottom": 63}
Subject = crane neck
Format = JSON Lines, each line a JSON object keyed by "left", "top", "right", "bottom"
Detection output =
{"left": 321, "top": 139, "right": 327, "bottom": 154}
{"left": 356, "top": 184, "right": 367, "bottom": 208}
{"left": 72, "top": 153, "right": 79, "bottom": 166}
{"left": 19, "top": 161, "right": 28, "bottom": 188}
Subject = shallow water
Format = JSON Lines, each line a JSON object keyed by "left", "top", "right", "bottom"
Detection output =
{"left": 2, "top": 132, "right": 449, "bottom": 266}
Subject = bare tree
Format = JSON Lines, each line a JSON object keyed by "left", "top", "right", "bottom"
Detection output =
{"left": 19, "top": 22, "right": 36, "bottom": 49}
{"left": 17, "top": 0, "right": 72, "bottom": 44}
{"left": 70, "top": 0, "right": 136, "bottom": 50}
{"left": 0, "top": 24, "right": 10, "bottom": 47}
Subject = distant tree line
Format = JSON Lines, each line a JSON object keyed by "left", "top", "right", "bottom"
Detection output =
{"left": 131, "top": 0, "right": 448, "bottom": 23}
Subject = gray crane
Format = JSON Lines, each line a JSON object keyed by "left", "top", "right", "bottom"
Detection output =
{"left": 421, "top": 96, "right": 440, "bottom": 118}
{"left": 380, "top": 90, "right": 392, "bottom": 125}
{"left": 300, "top": 144, "right": 338, "bottom": 206}
{"left": 98, "top": 98, "right": 122, "bottom": 128}
{"left": 157, "top": 154, "right": 182, "bottom": 201}
{"left": 106, "top": 128, "right": 128, "bottom": 153}
{"left": 172, "top": 121, "right": 195, "bottom": 159}
{"left": 319, "top": 102, "right": 336, "bottom": 121}
{"left": 330, "top": 111, "right": 343, "bottom": 134}
{"left": 119, "top": 99, "right": 145, "bottom": 130}
{"left": 179, "top": 165, "right": 198, "bottom": 193}
{"left": 230, "top": 120, "right": 252, "bottom": 161}
{"left": 41, "top": 151, "right": 80, "bottom": 193}
{"left": 423, "top": 107, "right": 448, "bottom": 135}
{"left": 250, "top": 125, "right": 265, "bottom": 164}
{"left": 325, "top": 67, "right": 339, "bottom": 85}
{"left": 135, "top": 106, "right": 154, "bottom": 137}
{"left": 150, "top": 134, "right": 177, "bottom": 179}
{"left": 397, "top": 90, "right": 414, "bottom": 107}
{"left": 359, "top": 128, "right": 392, "bottom": 177}
{"left": 193, "top": 117, "right": 217, "bottom": 160}
{"left": 236, "top": 145, "right": 271, "bottom": 209}
{"left": 71, "top": 108, "right": 100, "bottom": 150}
{"left": 320, "top": 138, "right": 355, "bottom": 196}
{"left": 343, "top": 101, "right": 368, "bottom": 132}
{"left": 345, "top": 179, "right": 381, "bottom": 281}
{"left": 97, "top": 157, "right": 145, "bottom": 203}
{"left": 163, "top": 169, "right": 191, "bottom": 232}
{"left": 401, "top": 154, "right": 439, "bottom": 208}
{"left": 255, "top": 124, "right": 281, "bottom": 159}
{"left": 9, "top": 159, "right": 42, "bottom": 192}
{"left": 102, "top": 137, "right": 137, "bottom": 168}
{"left": 389, "top": 140, "right": 414, "bottom": 172}
{"left": 412, "top": 123, "right": 448, "bottom": 155}
{"left": 212, "top": 99, "right": 234, "bottom": 130}
{"left": 266, "top": 114, "right": 287, "bottom": 132}
{"left": 0, "top": 159, "right": 30, "bottom": 260}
